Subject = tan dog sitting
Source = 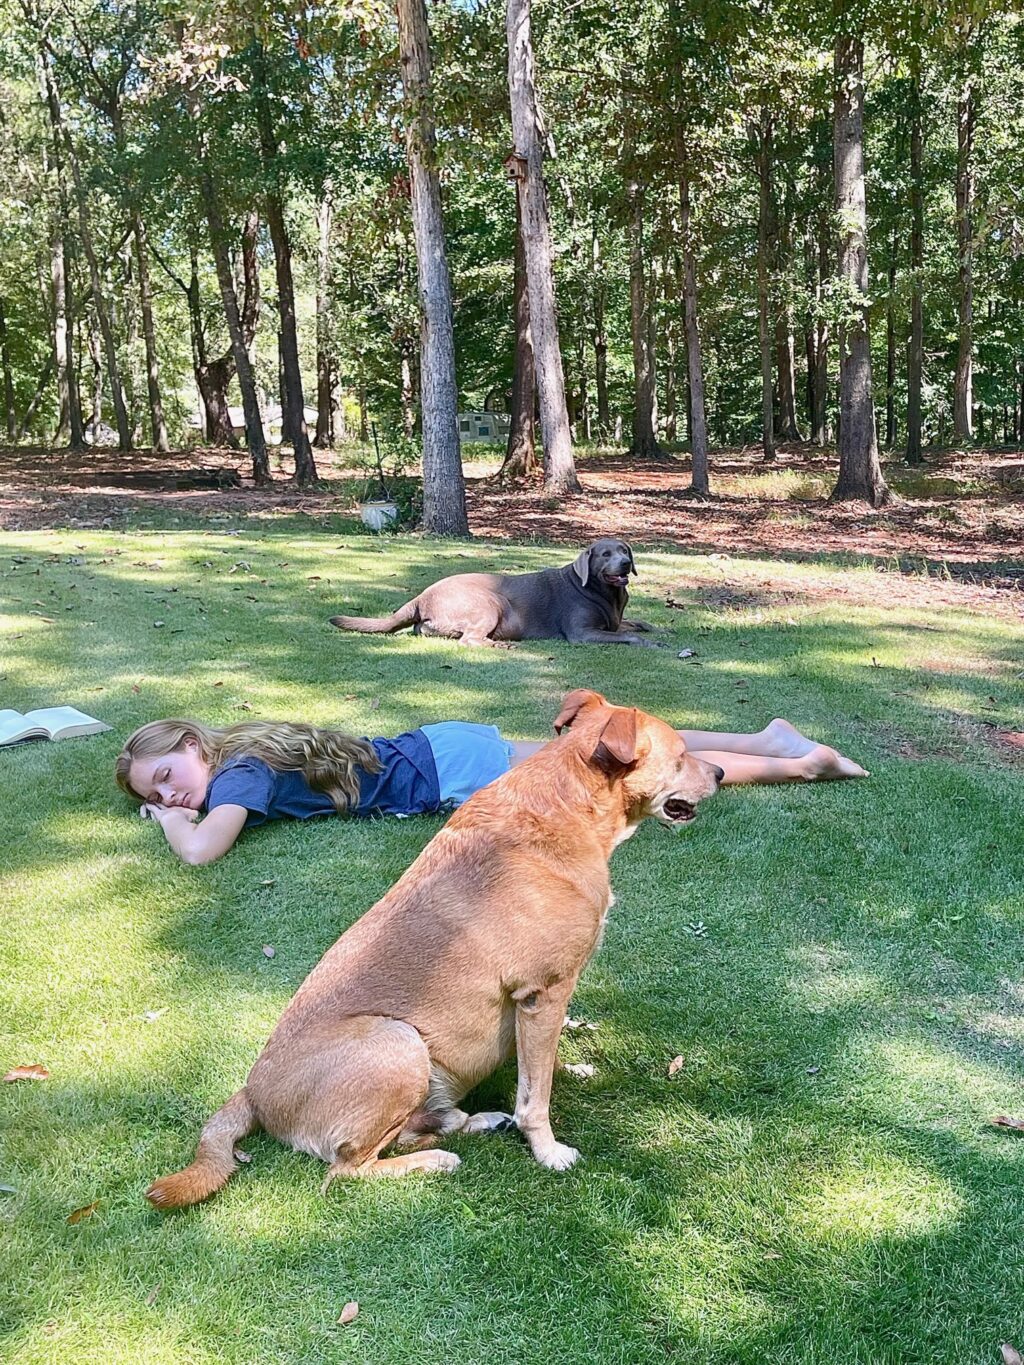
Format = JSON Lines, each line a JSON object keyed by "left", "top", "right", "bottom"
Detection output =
{"left": 146, "top": 691, "right": 722, "bottom": 1208}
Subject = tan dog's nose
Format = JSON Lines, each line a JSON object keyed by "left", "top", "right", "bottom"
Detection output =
{"left": 710, "top": 765, "right": 725, "bottom": 784}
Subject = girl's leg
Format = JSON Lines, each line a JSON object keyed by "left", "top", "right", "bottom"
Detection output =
{"left": 507, "top": 722, "right": 867, "bottom": 786}
{"left": 686, "top": 745, "right": 868, "bottom": 786}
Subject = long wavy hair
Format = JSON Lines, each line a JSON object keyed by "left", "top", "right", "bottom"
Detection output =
{"left": 114, "top": 718, "right": 382, "bottom": 812}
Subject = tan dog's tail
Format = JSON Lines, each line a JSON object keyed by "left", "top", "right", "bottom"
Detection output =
{"left": 329, "top": 597, "right": 419, "bottom": 634}
{"left": 146, "top": 1088, "right": 257, "bottom": 1211}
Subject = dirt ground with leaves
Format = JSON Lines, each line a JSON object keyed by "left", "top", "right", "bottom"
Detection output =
{"left": 1, "top": 442, "right": 1021, "bottom": 623}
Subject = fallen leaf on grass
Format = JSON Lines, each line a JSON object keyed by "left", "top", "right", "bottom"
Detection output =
{"left": 233, "top": 1147, "right": 252, "bottom": 1163}
{"left": 28, "top": 611, "right": 55, "bottom": 623}
{"left": 235, "top": 701, "right": 253, "bottom": 712}
{"left": 1001, "top": 1346, "right": 1023, "bottom": 1365}
{"left": 145, "top": 1285, "right": 161, "bottom": 1306}
{"left": 152, "top": 621, "right": 165, "bottom": 629}
{"left": 259, "top": 879, "right": 276, "bottom": 888}
{"left": 131, "top": 684, "right": 141, "bottom": 694}
{"left": 337, "top": 1301, "right": 359, "bottom": 1326}
{"left": 3, "top": 1064, "right": 49, "bottom": 1082}
{"left": 262, "top": 945, "right": 276, "bottom": 959}
{"left": 667, "top": 1055, "right": 685, "bottom": 1077}
{"left": 806, "top": 1065, "right": 820, "bottom": 1076}
{"left": 677, "top": 647, "right": 697, "bottom": 659}
{"left": 0, "top": 1183, "right": 18, "bottom": 1194}
{"left": 992, "top": 1115, "right": 1024, "bottom": 1132}
{"left": 67, "top": 1200, "right": 99, "bottom": 1224}
{"left": 369, "top": 698, "right": 380, "bottom": 711}
{"left": 563, "top": 1063, "right": 595, "bottom": 1079}
{"left": 212, "top": 680, "right": 224, "bottom": 687}
{"left": 142, "top": 1008, "right": 168, "bottom": 1023}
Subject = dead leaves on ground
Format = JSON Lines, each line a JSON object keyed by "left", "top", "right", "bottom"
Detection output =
{"left": 1001, "top": 1345, "right": 1023, "bottom": 1365}
{"left": 992, "top": 1115, "right": 1024, "bottom": 1132}
{"left": 66, "top": 1200, "right": 99, "bottom": 1224}
{"left": 3, "top": 1064, "right": 49, "bottom": 1082}
{"left": 667, "top": 1055, "right": 685, "bottom": 1078}
{"left": 337, "top": 1301, "right": 359, "bottom": 1326}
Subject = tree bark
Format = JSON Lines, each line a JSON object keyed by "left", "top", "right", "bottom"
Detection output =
{"left": 906, "top": 59, "right": 925, "bottom": 464}
{"left": 774, "top": 164, "right": 802, "bottom": 442}
{"left": 17, "top": 352, "right": 55, "bottom": 440}
{"left": 251, "top": 43, "right": 317, "bottom": 486}
{"left": 314, "top": 187, "right": 334, "bottom": 448}
{"left": 501, "top": 179, "right": 537, "bottom": 480}
{"left": 625, "top": 175, "right": 661, "bottom": 458}
{"left": 506, "top": 0, "right": 580, "bottom": 493}
{"left": 53, "top": 233, "right": 86, "bottom": 449}
{"left": 42, "top": 56, "right": 132, "bottom": 452}
{"left": 753, "top": 109, "right": 776, "bottom": 462}
{"left": 131, "top": 213, "right": 169, "bottom": 451}
{"left": 592, "top": 228, "right": 610, "bottom": 437}
{"left": 199, "top": 167, "right": 269, "bottom": 482}
{"left": 885, "top": 243, "right": 897, "bottom": 448}
{"left": 804, "top": 205, "right": 830, "bottom": 444}
{"left": 87, "top": 307, "right": 103, "bottom": 428}
{"left": 677, "top": 147, "right": 709, "bottom": 494}
{"left": 0, "top": 299, "right": 17, "bottom": 439}
{"left": 953, "top": 53, "right": 976, "bottom": 443}
{"left": 397, "top": 0, "right": 469, "bottom": 535}
{"left": 829, "top": 36, "right": 889, "bottom": 506}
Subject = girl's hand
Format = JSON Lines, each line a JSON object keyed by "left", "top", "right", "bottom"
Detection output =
{"left": 141, "top": 803, "right": 200, "bottom": 826}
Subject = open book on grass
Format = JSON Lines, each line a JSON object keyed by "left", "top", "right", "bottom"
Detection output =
{"left": 0, "top": 706, "right": 111, "bottom": 747}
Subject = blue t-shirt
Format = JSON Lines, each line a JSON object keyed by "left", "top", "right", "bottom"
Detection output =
{"left": 204, "top": 730, "right": 441, "bottom": 828}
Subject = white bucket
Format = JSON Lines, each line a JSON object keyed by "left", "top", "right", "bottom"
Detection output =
{"left": 359, "top": 500, "right": 399, "bottom": 532}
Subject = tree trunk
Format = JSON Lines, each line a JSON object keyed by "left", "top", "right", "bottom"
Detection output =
{"left": 753, "top": 109, "right": 776, "bottom": 462}
{"left": 39, "top": 56, "right": 102, "bottom": 451}
{"left": 397, "top": 0, "right": 469, "bottom": 534}
{"left": 677, "top": 147, "right": 709, "bottom": 494}
{"left": 502, "top": 179, "right": 537, "bottom": 480}
{"left": 953, "top": 56, "right": 976, "bottom": 443}
{"left": 774, "top": 167, "right": 802, "bottom": 442}
{"left": 829, "top": 36, "right": 889, "bottom": 506}
{"left": 592, "top": 229, "right": 610, "bottom": 438}
{"left": 250, "top": 47, "right": 316, "bottom": 486}
{"left": 906, "top": 59, "right": 925, "bottom": 464}
{"left": 506, "top": 0, "right": 580, "bottom": 494}
{"left": 0, "top": 299, "right": 17, "bottom": 439}
{"left": 87, "top": 308, "right": 103, "bottom": 428}
{"left": 42, "top": 56, "right": 132, "bottom": 451}
{"left": 625, "top": 176, "right": 661, "bottom": 458}
{"left": 314, "top": 187, "right": 334, "bottom": 448}
{"left": 199, "top": 167, "right": 269, "bottom": 482}
{"left": 131, "top": 213, "right": 169, "bottom": 451}
{"left": 885, "top": 242, "right": 897, "bottom": 448}
{"left": 664, "top": 330, "right": 676, "bottom": 443}
{"left": 17, "top": 352, "right": 54, "bottom": 440}
{"left": 812, "top": 208, "right": 831, "bottom": 443}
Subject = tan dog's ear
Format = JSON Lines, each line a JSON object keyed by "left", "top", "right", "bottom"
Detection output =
{"left": 553, "top": 688, "right": 607, "bottom": 733}
{"left": 572, "top": 547, "right": 591, "bottom": 586}
{"left": 591, "top": 707, "right": 638, "bottom": 776}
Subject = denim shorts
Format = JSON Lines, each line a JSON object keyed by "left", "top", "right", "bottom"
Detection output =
{"left": 421, "top": 721, "right": 515, "bottom": 807}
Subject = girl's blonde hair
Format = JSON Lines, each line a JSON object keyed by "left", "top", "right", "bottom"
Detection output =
{"left": 114, "top": 718, "right": 382, "bottom": 812}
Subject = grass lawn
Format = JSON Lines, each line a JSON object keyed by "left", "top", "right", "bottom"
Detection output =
{"left": 2, "top": 522, "right": 1023, "bottom": 1364}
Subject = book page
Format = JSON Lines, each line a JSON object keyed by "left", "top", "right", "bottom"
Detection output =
{"left": 0, "top": 710, "right": 34, "bottom": 745}
{"left": 21, "top": 707, "right": 111, "bottom": 740}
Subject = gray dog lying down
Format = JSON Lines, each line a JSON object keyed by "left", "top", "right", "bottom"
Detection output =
{"left": 329, "top": 537, "right": 659, "bottom": 646}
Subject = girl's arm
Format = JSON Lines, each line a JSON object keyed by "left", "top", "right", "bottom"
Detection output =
{"left": 141, "top": 803, "right": 249, "bottom": 865}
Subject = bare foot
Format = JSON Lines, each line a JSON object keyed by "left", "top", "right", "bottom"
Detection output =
{"left": 800, "top": 743, "right": 869, "bottom": 781}
{"left": 761, "top": 718, "right": 818, "bottom": 759}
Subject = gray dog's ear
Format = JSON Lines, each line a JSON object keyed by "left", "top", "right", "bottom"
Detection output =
{"left": 627, "top": 544, "right": 637, "bottom": 576}
{"left": 572, "top": 547, "right": 591, "bottom": 586}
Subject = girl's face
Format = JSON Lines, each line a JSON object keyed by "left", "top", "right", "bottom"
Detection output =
{"left": 128, "top": 739, "right": 211, "bottom": 811}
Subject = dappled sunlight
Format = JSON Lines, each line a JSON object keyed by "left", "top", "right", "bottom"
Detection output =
{"left": 795, "top": 1156, "right": 963, "bottom": 1242}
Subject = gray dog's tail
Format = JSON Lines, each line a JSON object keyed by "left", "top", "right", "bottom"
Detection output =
{"left": 329, "top": 598, "right": 419, "bottom": 634}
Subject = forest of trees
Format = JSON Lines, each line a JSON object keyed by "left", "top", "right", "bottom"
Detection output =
{"left": 2, "top": 0, "right": 1023, "bottom": 527}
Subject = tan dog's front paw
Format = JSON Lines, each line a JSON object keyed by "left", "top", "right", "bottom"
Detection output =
{"left": 534, "top": 1142, "right": 580, "bottom": 1171}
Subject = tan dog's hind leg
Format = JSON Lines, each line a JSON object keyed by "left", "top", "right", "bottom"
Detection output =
{"left": 512, "top": 981, "right": 580, "bottom": 1171}
{"left": 254, "top": 1016, "right": 461, "bottom": 1192}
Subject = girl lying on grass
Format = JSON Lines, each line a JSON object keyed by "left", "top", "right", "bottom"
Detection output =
{"left": 115, "top": 714, "right": 867, "bottom": 866}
